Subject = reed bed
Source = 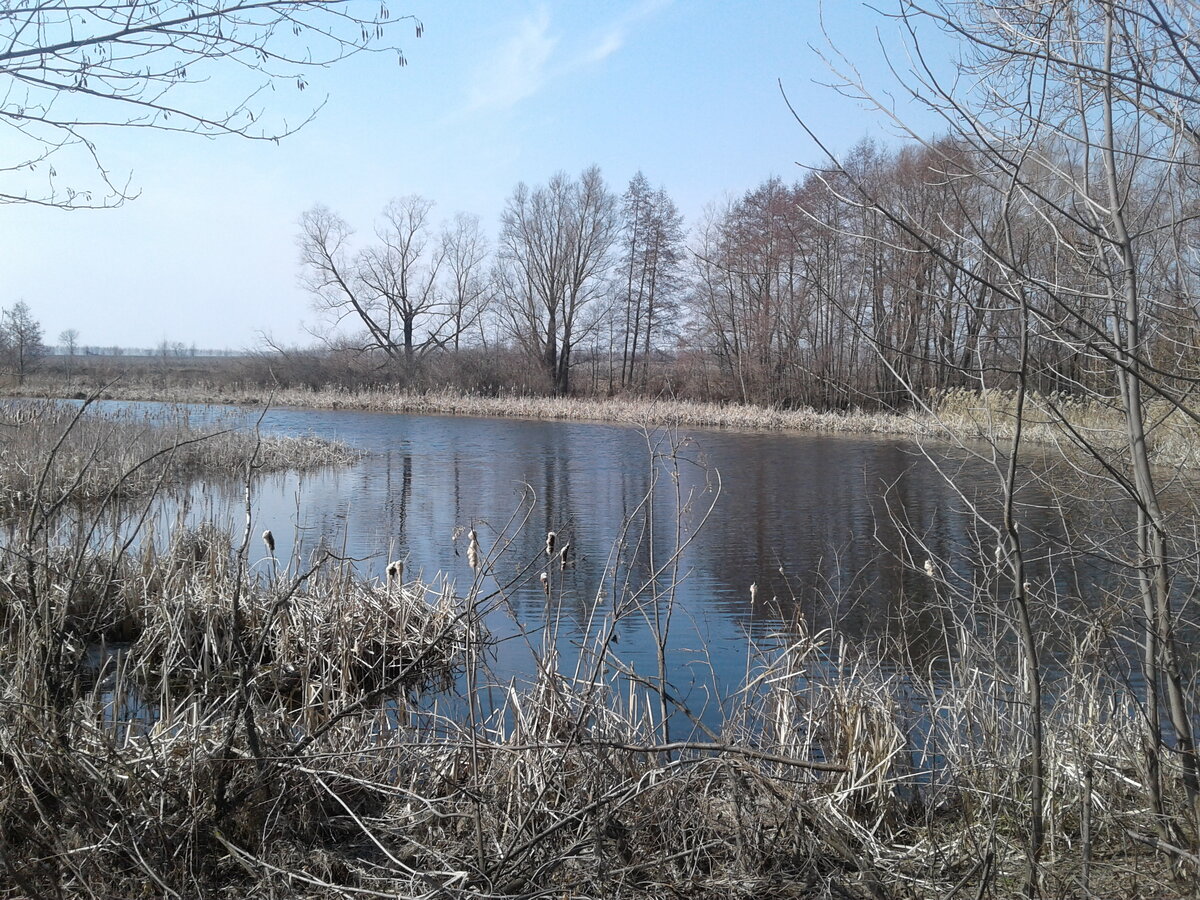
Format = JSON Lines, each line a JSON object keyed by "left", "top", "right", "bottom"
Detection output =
{"left": 1, "top": 404, "right": 1195, "bottom": 897}
{"left": 932, "top": 387, "right": 1200, "bottom": 467}
{"left": 21, "top": 382, "right": 1200, "bottom": 468}
{"left": 0, "top": 527, "right": 479, "bottom": 897}
{"left": 13, "top": 381, "right": 934, "bottom": 434}
{"left": 0, "top": 399, "right": 358, "bottom": 509}
{"left": 1, "top": 524, "right": 1191, "bottom": 897}
{"left": 0, "top": 525, "right": 468, "bottom": 694}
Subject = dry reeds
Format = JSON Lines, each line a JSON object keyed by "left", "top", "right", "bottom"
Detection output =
{"left": 932, "top": 387, "right": 1200, "bottom": 467}
{"left": 2, "top": 518, "right": 1188, "bottom": 898}
{"left": 0, "top": 523, "right": 480, "bottom": 897}
{"left": 0, "top": 398, "right": 357, "bottom": 510}
{"left": 12, "top": 380, "right": 1200, "bottom": 469}
{"left": 5, "top": 383, "right": 932, "bottom": 436}
{"left": 1, "top": 406, "right": 1195, "bottom": 897}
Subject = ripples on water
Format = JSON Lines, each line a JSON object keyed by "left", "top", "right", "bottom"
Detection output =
{"left": 53, "top": 398, "right": 1137, "bottom": 718}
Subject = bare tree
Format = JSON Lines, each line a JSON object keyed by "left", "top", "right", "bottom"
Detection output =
{"left": 58, "top": 328, "right": 79, "bottom": 358}
{"left": 796, "top": 0, "right": 1200, "bottom": 887}
{"left": 1, "top": 1, "right": 421, "bottom": 208}
{"left": 496, "top": 167, "right": 619, "bottom": 395}
{"left": 616, "top": 172, "right": 685, "bottom": 390}
{"left": 298, "top": 197, "right": 456, "bottom": 370}
{"left": 360, "top": 196, "right": 446, "bottom": 366}
{"left": 441, "top": 212, "right": 490, "bottom": 351}
{"left": 298, "top": 205, "right": 384, "bottom": 348}
{"left": 58, "top": 327, "right": 80, "bottom": 380}
{"left": 687, "top": 178, "right": 812, "bottom": 404}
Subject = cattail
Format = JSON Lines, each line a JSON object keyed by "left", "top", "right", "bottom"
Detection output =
{"left": 749, "top": 582, "right": 757, "bottom": 603}
{"left": 467, "top": 529, "right": 480, "bottom": 572}
{"left": 262, "top": 529, "right": 275, "bottom": 555}
{"left": 924, "top": 559, "right": 936, "bottom": 579}
{"left": 559, "top": 542, "right": 570, "bottom": 570}
{"left": 386, "top": 560, "right": 404, "bottom": 586}
{"left": 546, "top": 531, "right": 556, "bottom": 556}
{"left": 540, "top": 571, "right": 550, "bottom": 596}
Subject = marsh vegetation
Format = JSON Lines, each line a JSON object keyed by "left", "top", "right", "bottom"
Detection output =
{"left": 1, "top": 399, "right": 1198, "bottom": 898}
{"left": 0, "top": 399, "right": 357, "bottom": 511}
{"left": 5, "top": 1, "right": 1200, "bottom": 895}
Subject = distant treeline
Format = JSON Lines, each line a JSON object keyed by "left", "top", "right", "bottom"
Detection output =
{"left": 16, "top": 139, "right": 1200, "bottom": 410}
{"left": 50, "top": 346, "right": 246, "bottom": 358}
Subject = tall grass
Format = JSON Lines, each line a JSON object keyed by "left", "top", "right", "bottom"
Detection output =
{"left": 8, "top": 381, "right": 939, "bottom": 434}
{"left": 0, "top": 530, "right": 476, "bottom": 895}
{"left": 0, "top": 399, "right": 357, "bottom": 509}
{"left": 3, "top": 546, "right": 1182, "bottom": 897}
{"left": 17, "top": 381, "right": 1200, "bottom": 469}
{"left": 932, "top": 387, "right": 1200, "bottom": 467}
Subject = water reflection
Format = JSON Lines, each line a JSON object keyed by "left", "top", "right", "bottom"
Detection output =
{"left": 59, "top": 401, "right": 1136, "bottom": 712}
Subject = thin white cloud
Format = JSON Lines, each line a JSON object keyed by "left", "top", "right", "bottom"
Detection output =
{"left": 459, "top": 0, "right": 671, "bottom": 118}
{"left": 466, "top": 8, "right": 557, "bottom": 114}
{"left": 579, "top": 0, "right": 671, "bottom": 68}
{"left": 584, "top": 31, "right": 624, "bottom": 65}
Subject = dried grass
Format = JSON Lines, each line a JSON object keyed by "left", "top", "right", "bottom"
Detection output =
{"left": 25, "top": 383, "right": 1200, "bottom": 472}
{"left": 9, "top": 382, "right": 931, "bottom": 435}
{"left": 0, "top": 399, "right": 357, "bottom": 510}
{"left": 0, "top": 404, "right": 1194, "bottom": 897}
{"left": 932, "top": 387, "right": 1200, "bottom": 467}
{"left": 1, "top": 523, "right": 1190, "bottom": 897}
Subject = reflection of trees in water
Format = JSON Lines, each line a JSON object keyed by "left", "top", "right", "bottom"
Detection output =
{"left": 494, "top": 432, "right": 712, "bottom": 662}
{"left": 680, "top": 440, "right": 919, "bottom": 628}
{"left": 198, "top": 412, "right": 1174, "bottom": 685}
{"left": 678, "top": 437, "right": 1105, "bottom": 666}
{"left": 381, "top": 452, "right": 414, "bottom": 545}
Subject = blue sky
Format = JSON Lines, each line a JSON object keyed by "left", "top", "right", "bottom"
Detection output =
{"left": 4, "top": 1, "right": 951, "bottom": 350}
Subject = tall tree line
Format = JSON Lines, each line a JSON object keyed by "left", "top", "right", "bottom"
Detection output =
{"left": 297, "top": 167, "right": 687, "bottom": 396}
{"left": 295, "top": 138, "right": 1200, "bottom": 408}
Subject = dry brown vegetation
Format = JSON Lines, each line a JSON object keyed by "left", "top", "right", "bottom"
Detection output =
{"left": 3, "top": 372, "right": 928, "bottom": 435}
{"left": 19, "top": 379, "right": 1200, "bottom": 479}
{"left": 0, "top": 398, "right": 357, "bottom": 510}
{"left": 931, "top": 388, "right": 1200, "bottom": 469}
{"left": 1, "top": 405, "right": 1196, "bottom": 898}
{"left": 1, "top": 528, "right": 1191, "bottom": 898}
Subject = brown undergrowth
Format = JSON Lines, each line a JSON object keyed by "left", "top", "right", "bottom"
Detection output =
{"left": 13, "top": 380, "right": 1200, "bottom": 470}
{"left": 2, "top": 529, "right": 1193, "bottom": 897}
{"left": 0, "top": 407, "right": 1195, "bottom": 898}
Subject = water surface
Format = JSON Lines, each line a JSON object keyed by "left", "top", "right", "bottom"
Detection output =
{"left": 63, "top": 400, "right": 1121, "bottom": 719}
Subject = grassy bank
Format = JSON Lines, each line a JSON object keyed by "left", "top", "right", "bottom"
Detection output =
{"left": 1, "top": 388, "right": 1197, "bottom": 897}
{"left": 6, "top": 378, "right": 925, "bottom": 435}
{"left": 931, "top": 386, "right": 1200, "bottom": 468}
{"left": 0, "top": 399, "right": 357, "bottom": 509}
{"left": 9, "top": 378, "right": 1200, "bottom": 467}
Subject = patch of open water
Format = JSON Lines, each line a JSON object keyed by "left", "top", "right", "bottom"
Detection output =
{"left": 64, "top": 399, "right": 1142, "bottom": 714}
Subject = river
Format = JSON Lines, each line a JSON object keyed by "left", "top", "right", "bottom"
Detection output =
{"left": 71, "top": 399, "right": 1124, "bottom": 722}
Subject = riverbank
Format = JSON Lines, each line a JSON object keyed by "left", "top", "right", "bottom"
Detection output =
{"left": 1, "top": 524, "right": 1191, "bottom": 899}
{"left": 9, "top": 379, "right": 1200, "bottom": 467}
{"left": 0, "top": 399, "right": 357, "bottom": 508}
{"left": 6, "top": 379, "right": 927, "bottom": 435}
{"left": 2, "top": 392, "right": 1197, "bottom": 897}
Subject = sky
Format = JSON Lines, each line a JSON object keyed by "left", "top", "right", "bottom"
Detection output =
{"left": 2, "top": 1, "right": 952, "bottom": 351}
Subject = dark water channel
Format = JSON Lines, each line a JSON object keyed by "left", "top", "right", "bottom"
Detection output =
{"left": 70, "top": 399, "right": 1129, "bottom": 725}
